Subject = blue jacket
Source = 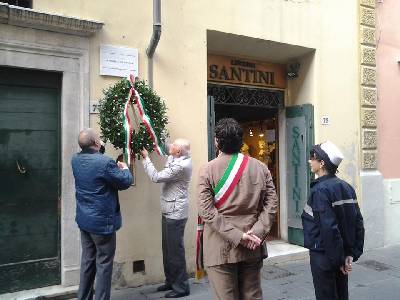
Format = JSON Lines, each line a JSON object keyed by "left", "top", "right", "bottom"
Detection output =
{"left": 71, "top": 149, "right": 133, "bottom": 235}
{"left": 301, "top": 175, "right": 364, "bottom": 268}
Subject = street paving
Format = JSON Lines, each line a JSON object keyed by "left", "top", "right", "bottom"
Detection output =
{"left": 108, "top": 244, "right": 400, "bottom": 300}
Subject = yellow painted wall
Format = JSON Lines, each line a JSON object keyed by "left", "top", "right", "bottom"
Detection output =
{"left": 34, "top": 0, "right": 361, "bottom": 286}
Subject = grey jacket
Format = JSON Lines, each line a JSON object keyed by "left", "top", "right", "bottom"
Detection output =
{"left": 142, "top": 155, "right": 192, "bottom": 220}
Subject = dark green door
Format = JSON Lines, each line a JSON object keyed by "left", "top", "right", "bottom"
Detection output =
{"left": 207, "top": 95, "right": 216, "bottom": 161}
{"left": 286, "top": 104, "right": 314, "bottom": 246}
{"left": 0, "top": 68, "right": 61, "bottom": 293}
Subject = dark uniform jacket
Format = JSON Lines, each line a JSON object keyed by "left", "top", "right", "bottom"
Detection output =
{"left": 71, "top": 148, "right": 132, "bottom": 235}
{"left": 301, "top": 175, "right": 365, "bottom": 269}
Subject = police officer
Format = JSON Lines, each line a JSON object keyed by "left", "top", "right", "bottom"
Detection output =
{"left": 302, "top": 141, "right": 365, "bottom": 300}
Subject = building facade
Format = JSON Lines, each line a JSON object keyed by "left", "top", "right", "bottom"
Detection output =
{"left": 0, "top": 0, "right": 394, "bottom": 294}
{"left": 376, "top": 0, "right": 400, "bottom": 247}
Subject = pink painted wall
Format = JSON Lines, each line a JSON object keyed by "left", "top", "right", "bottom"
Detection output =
{"left": 377, "top": 0, "right": 400, "bottom": 178}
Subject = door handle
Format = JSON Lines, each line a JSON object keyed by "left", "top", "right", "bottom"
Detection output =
{"left": 16, "top": 160, "right": 27, "bottom": 174}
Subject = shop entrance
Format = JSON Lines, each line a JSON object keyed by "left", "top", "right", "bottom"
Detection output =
{"left": 207, "top": 84, "right": 284, "bottom": 239}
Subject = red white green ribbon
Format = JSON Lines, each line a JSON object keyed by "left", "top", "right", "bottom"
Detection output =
{"left": 123, "top": 82, "right": 135, "bottom": 166}
{"left": 213, "top": 153, "right": 249, "bottom": 208}
{"left": 195, "top": 215, "right": 205, "bottom": 280}
{"left": 195, "top": 153, "right": 249, "bottom": 279}
{"left": 129, "top": 75, "right": 167, "bottom": 156}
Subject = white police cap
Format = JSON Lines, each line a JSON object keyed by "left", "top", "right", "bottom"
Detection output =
{"left": 320, "top": 140, "right": 344, "bottom": 167}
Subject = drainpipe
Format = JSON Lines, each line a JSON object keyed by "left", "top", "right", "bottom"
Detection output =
{"left": 146, "top": 0, "right": 161, "bottom": 88}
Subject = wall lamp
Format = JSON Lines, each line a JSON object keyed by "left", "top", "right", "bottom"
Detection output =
{"left": 287, "top": 63, "right": 300, "bottom": 79}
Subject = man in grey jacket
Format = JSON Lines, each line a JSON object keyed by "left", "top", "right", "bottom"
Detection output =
{"left": 141, "top": 139, "right": 192, "bottom": 298}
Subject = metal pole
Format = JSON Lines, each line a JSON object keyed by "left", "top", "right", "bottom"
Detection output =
{"left": 146, "top": 0, "right": 161, "bottom": 87}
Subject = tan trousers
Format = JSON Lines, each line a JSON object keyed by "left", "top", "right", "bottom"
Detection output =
{"left": 206, "top": 259, "right": 263, "bottom": 300}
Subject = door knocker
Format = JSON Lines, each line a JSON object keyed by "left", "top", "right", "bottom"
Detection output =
{"left": 16, "top": 160, "right": 27, "bottom": 174}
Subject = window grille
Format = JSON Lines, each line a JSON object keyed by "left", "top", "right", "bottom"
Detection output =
{"left": 2, "top": 0, "right": 32, "bottom": 9}
{"left": 207, "top": 84, "right": 284, "bottom": 108}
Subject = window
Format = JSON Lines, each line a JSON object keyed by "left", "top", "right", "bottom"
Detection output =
{"left": 2, "top": 0, "right": 32, "bottom": 8}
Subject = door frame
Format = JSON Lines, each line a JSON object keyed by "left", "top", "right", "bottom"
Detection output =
{"left": 207, "top": 95, "right": 216, "bottom": 161}
{"left": 278, "top": 109, "right": 289, "bottom": 241}
{"left": 0, "top": 25, "right": 90, "bottom": 287}
{"left": 284, "top": 104, "right": 314, "bottom": 246}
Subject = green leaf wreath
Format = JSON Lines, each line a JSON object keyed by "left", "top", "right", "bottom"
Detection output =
{"left": 99, "top": 78, "right": 168, "bottom": 156}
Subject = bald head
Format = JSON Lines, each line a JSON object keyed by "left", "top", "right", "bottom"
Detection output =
{"left": 173, "top": 138, "right": 190, "bottom": 157}
{"left": 78, "top": 128, "right": 101, "bottom": 151}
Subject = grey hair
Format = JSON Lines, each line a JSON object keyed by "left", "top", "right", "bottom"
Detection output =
{"left": 78, "top": 128, "right": 100, "bottom": 150}
{"left": 174, "top": 138, "right": 190, "bottom": 156}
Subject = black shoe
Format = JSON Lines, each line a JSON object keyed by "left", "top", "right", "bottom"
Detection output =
{"left": 165, "top": 290, "right": 190, "bottom": 298}
{"left": 157, "top": 284, "right": 172, "bottom": 292}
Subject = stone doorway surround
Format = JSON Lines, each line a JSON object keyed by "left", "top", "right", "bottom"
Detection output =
{"left": 0, "top": 3, "right": 103, "bottom": 287}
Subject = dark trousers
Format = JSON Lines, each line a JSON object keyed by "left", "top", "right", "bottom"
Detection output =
{"left": 162, "top": 216, "right": 190, "bottom": 294}
{"left": 206, "top": 259, "right": 263, "bottom": 300}
{"left": 78, "top": 230, "right": 116, "bottom": 300}
{"left": 310, "top": 251, "right": 349, "bottom": 300}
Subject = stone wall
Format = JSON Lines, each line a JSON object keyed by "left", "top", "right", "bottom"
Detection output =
{"left": 360, "top": 0, "right": 378, "bottom": 169}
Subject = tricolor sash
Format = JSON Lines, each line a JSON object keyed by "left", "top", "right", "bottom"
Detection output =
{"left": 214, "top": 153, "right": 249, "bottom": 209}
{"left": 196, "top": 153, "right": 249, "bottom": 279}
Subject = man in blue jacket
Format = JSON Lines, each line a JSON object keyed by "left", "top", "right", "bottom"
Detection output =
{"left": 302, "top": 141, "right": 364, "bottom": 300}
{"left": 71, "top": 128, "right": 133, "bottom": 300}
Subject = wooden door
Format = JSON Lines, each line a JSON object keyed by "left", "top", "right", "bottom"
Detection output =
{"left": 0, "top": 67, "right": 61, "bottom": 293}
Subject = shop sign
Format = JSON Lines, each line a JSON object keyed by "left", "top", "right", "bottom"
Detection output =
{"left": 208, "top": 54, "right": 286, "bottom": 89}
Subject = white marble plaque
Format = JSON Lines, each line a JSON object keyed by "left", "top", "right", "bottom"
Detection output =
{"left": 100, "top": 44, "right": 138, "bottom": 77}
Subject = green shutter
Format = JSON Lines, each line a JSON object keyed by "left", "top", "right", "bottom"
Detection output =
{"left": 286, "top": 104, "right": 314, "bottom": 246}
{"left": 208, "top": 96, "right": 216, "bottom": 161}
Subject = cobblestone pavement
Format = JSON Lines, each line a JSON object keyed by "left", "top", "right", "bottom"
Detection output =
{"left": 107, "top": 244, "right": 400, "bottom": 300}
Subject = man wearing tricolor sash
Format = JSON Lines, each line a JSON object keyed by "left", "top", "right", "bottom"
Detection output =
{"left": 197, "top": 118, "right": 278, "bottom": 300}
{"left": 141, "top": 139, "right": 192, "bottom": 298}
